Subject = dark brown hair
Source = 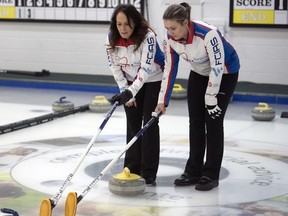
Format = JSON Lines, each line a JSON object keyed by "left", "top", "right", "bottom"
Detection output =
{"left": 109, "top": 4, "right": 150, "bottom": 51}
{"left": 163, "top": 2, "right": 191, "bottom": 24}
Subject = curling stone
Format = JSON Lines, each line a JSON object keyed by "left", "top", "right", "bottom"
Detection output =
{"left": 52, "top": 96, "right": 74, "bottom": 112}
{"left": 251, "top": 102, "right": 276, "bottom": 121}
{"left": 171, "top": 84, "right": 187, "bottom": 99}
{"left": 89, "top": 95, "right": 112, "bottom": 113}
{"left": 108, "top": 167, "right": 146, "bottom": 196}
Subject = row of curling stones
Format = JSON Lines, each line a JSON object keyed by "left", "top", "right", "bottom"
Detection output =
{"left": 51, "top": 96, "right": 112, "bottom": 113}
{"left": 171, "top": 84, "right": 187, "bottom": 99}
{"left": 109, "top": 167, "right": 146, "bottom": 196}
{"left": 251, "top": 102, "right": 276, "bottom": 121}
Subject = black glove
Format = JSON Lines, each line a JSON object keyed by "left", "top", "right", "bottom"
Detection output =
{"left": 109, "top": 89, "right": 133, "bottom": 105}
{"left": 207, "top": 105, "right": 222, "bottom": 119}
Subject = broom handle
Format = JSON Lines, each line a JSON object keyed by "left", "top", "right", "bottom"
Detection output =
{"left": 76, "top": 110, "right": 161, "bottom": 204}
{"left": 0, "top": 104, "right": 89, "bottom": 135}
{"left": 49, "top": 101, "right": 118, "bottom": 206}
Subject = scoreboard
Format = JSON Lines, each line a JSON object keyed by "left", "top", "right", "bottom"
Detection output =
{"left": 0, "top": 0, "right": 143, "bottom": 23}
{"left": 230, "top": 0, "right": 288, "bottom": 28}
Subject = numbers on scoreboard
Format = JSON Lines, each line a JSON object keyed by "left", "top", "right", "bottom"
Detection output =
{"left": 0, "top": 0, "right": 143, "bottom": 22}
{"left": 36, "top": 0, "right": 43, "bottom": 7}
{"left": 45, "top": 0, "right": 54, "bottom": 7}
{"left": 16, "top": 0, "right": 23, "bottom": 6}
{"left": 56, "top": 0, "right": 64, "bottom": 7}
{"left": 87, "top": 0, "right": 95, "bottom": 8}
{"left": 27, "top": 7, "right": 31, "bottom": 17}
{"left": 26, "top": 0, "right": 33, "bottom": 7}
{"left": 97, "top": 0, "right": 141, "bottom": 8}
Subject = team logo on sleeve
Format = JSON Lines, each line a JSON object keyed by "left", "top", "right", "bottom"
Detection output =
{"left": 146, "top": 37, "right": 155, "bottom": 65}
{"left": 212, "top": 67, "right": 223, "bottom": 77}
{"left": 210, "top": 37, "right": 222, "bottom": 65}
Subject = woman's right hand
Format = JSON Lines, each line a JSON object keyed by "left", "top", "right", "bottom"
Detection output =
{"left": 156, "top": 103, "right": 166, "bottom": 114}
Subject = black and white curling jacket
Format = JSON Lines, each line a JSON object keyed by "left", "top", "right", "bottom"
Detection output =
{"left": 106, "top": 30, "right": 165, "bottom": 98}
{"left": 158, "top": 20, "right": 240, "bottom": 106}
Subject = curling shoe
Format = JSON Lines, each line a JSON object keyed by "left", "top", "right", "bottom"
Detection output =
{"left": 144, "top": 177, "right": 156, "bottom": 186}
{"left": 174, "top": 173, "right": 199, "bottom": 186}
{"left": 195, "top": 176, "right": 219, "bottom": 191}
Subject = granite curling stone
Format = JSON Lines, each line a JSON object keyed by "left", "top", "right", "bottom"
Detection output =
{"left": 89, "top": 95, "right": 111, "bottom": 113}
{"left": 251, "top": 102, "right": 276, "bottom": 121}
{"left": 109, "top": 167, "right": 146, "bottom": 196}
{"left": 171, "top": 84, "right": 187, "bottom": 100}
{"left": 52, "top": 96, "right": 74, "bottom": 112}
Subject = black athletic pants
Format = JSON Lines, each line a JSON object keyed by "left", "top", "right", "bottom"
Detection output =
{"left": 184, "top": 71, "right": 239, "bottom": 180}
{"left": 124, "top": 81, "right": 161, "bottom": 180}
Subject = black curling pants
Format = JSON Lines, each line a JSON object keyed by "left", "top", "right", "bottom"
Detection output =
{"left": 124, "top": 81, "right": 161, "bottom": 180}
{"left": 184, "top": 71, "right": 239, "bottom": 180}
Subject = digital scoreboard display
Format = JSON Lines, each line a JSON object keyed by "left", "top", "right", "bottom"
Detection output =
{"left": 0, "top": 0, "right": 143, "bottom": 23}
{"left": 230, "top": 0, "right": 288, "bottom": 28}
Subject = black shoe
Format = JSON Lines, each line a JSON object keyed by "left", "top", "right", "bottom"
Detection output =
{"left": 145, "top": 177, "right": 156, "bottom": 185}
{"left": 195, "top": 176, "right": 219, "bottom": 191}
{"left": 174, "top": 173, "right": 199, "bottom": 186}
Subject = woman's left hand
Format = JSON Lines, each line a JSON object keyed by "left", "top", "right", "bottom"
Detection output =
{"left": 125, "top": 101, "right": 137, "bottom": 107}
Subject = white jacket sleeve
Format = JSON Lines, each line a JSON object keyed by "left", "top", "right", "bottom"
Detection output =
{"left": 204, "top": 30, "right": 225, "bottom": 106}
{"left": 157, "top": 34, "right": 180, "bottom": 106}
{"left": 105, "top": 36, "right": 128, "bottom": 92}
{"left": 128, "top": 32, "right": 157, "bottom": 97}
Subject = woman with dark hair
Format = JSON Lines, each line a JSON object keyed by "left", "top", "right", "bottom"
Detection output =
{"left": 107, "top": 4, "right": 165, "bottom": 185}
{"left": 156, "top": 2, "right": 240, "bottom": 191}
